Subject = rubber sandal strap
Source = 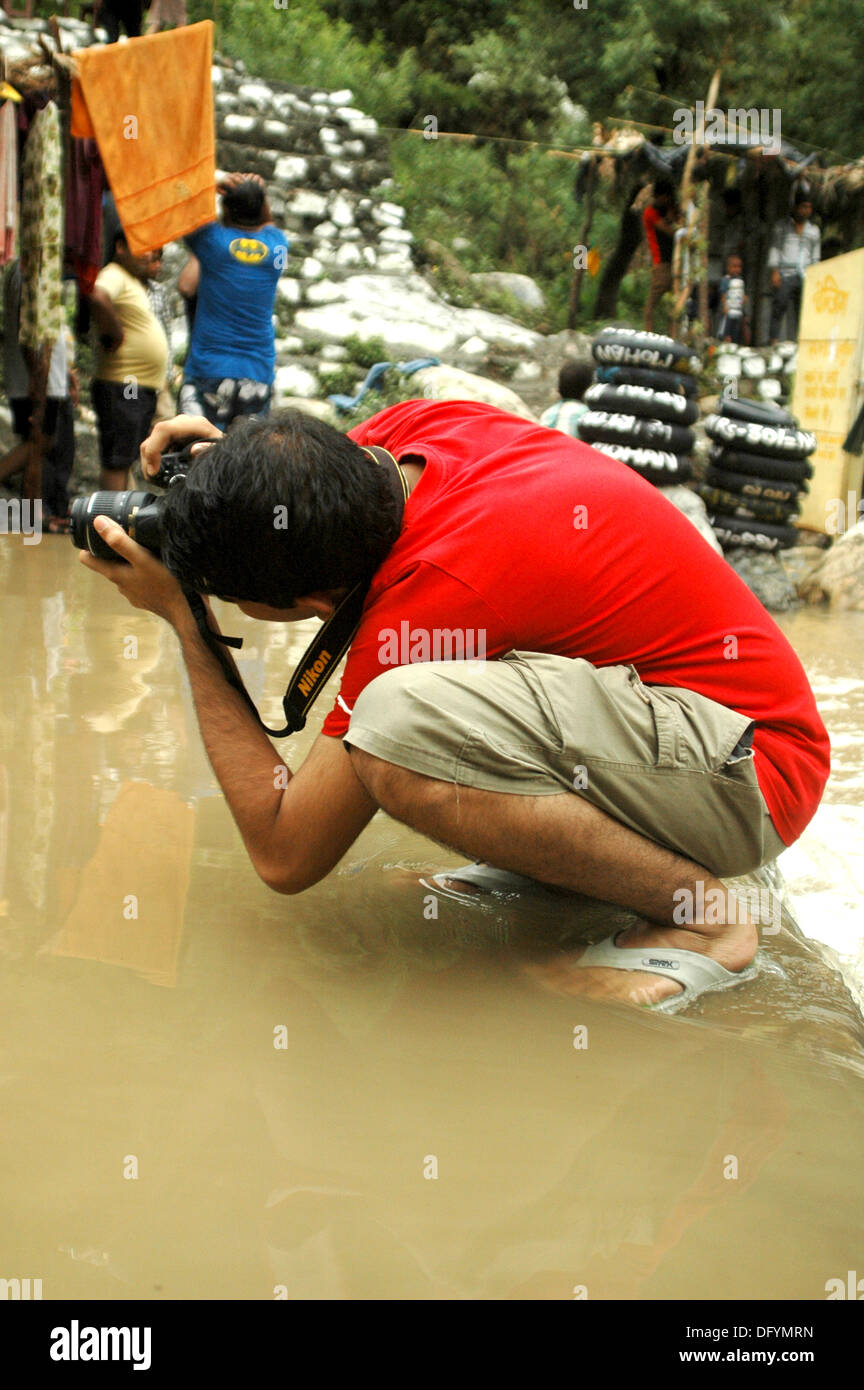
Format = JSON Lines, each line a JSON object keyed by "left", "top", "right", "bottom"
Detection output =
{"left": 576, "top": 931, "right": 755, "bottom": 996}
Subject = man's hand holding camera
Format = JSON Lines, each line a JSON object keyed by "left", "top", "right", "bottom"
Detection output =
{"left": 77, "top": 415, "right": 223, "bottom": 626}
{"left": 78, "top": 519, "right": 189, "bottom": 624}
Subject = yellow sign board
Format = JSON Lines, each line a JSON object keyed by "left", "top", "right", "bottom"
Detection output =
{"left": 793, "top": 248, "right": 864, "bottom": 534}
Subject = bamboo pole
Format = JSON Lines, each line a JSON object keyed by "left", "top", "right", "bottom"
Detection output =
{"left": 672, "top": 65, "right": 722, "bottom": 338}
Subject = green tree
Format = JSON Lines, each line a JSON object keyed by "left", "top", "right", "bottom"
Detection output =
{"left": 453, "top": 22, "right": 568, "bottom": 165}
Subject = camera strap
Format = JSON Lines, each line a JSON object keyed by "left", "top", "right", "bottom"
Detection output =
{"left": 192, "top": 445, "right": 409, "bottom": 737}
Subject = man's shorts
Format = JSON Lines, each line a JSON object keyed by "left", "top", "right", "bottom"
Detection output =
{"left": 92, "top": 379, "right": 157, "bottom": 473}
{"left": 179, "top": 376, "right": 271, "bottom": 429}
{"left": 718, "top": 314, "right": 746, "bottom": 344}
{"left": 344, "top": 651, "right": 787, "bottom": 878}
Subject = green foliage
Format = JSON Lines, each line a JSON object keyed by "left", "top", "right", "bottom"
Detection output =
{"left": 321, "top": 0, "right": 510, "bottom": 58}
{"left": 453, "top": 22, "right": 567, "bottom": 154}
{"left": 318, "top": 365, "right": 363, "bottom": 396}
{"left": 393, "top": 135, "right": 593, "bottom": 331}
{"left": 217, "top": 0, "right": 418, "bottom": 128}
{"left": 343, "top": 335, "right": 389, "bottom": 368}
{"left": 333, "top": 375, "right": 422, "bottom": 430}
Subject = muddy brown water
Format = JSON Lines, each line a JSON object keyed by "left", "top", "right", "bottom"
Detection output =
{"left": 1, "top": 537, "right": 863, "bottom": 1300}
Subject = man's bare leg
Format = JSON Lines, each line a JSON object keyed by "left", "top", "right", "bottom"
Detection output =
{"left": 0, "top": 441, "right": 30, "bottom": 484}
{"left": 100, "top": 465, "right": 130, "bottom": 492}
{"left": 348, "top": 749, "right": 758, "bottom": 1008}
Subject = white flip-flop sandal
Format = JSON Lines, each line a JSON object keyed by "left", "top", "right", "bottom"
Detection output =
{"left": 575, "top": 931, "right": 760, "bottom": 1014}
{"left": 419, "top": 864, "right": 559, "bottom": 905}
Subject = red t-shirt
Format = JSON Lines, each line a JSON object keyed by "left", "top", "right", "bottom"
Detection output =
{"left": 643, "top": 204, "right": 673, "bottom": 265}
{"left": 320, "top": 400, "right": 829, "bottom": 845}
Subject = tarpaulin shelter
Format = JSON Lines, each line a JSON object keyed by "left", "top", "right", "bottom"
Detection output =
{"left": 576, "top": 123, "right": 864, "bottom": 343}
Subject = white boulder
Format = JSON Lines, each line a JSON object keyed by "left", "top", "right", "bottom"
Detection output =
{"left": 276, "top": 278, "right": 301, "bottom": 305}
{"left": 290, "top": 190, "right": 328, "bottom": 219}
{"left": 294, "top": 272, "right": 542, "bottom": 358}
{"left": 274, "top": 155, "right": 309, "bottom": 184}
{"left": 274, "top": 365, "right": 319, "bottom": 400}
{"left": 409, "top": 365, "right": 536, "bottom": 421}
{"left": 470, "top": 271, "right": 545, "bottom": 312}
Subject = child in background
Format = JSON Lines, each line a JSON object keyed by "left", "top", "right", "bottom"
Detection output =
{"left": 540, "top": 360, "right": 593, "bottom": 439}
{"left": 717, "top": 254, "right": 749, "bottom": 344}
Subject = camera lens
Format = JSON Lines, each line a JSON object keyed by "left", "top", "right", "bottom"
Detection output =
{"left": 70, "top": 490, "right": 161, "bottom": 563}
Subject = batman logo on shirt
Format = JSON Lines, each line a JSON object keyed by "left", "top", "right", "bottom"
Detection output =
{"left": 229, "top": 237, "right": 269, "bottom": 264}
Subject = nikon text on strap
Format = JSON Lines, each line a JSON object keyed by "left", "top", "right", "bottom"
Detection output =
{"left": 190, "top": 445, "right": 409, "bottom": 737}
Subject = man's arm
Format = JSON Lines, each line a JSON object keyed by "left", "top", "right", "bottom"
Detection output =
{"left": 79, "top": 517, "right": 377, "bottom": 894}
{"left": 89, "top": 287, "right": 124, "bottom": 350}
{"left": 652, "top": 213, "right": 679, "bottom": 235}
{"left": 172, "top": 601, "right": 377, "bottom": 891}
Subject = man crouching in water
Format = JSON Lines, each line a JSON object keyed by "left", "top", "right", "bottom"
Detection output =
{"left": 78, "top": 403, "right": 829, "bottom": 1013}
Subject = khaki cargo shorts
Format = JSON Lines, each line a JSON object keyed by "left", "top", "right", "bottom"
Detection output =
{"left": 344, "top": 651, "right": 786, "bottom": 877}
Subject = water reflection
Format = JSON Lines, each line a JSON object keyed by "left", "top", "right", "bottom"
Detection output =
{"left": 1, "top": 539, "right": 863, "bottom": 1299}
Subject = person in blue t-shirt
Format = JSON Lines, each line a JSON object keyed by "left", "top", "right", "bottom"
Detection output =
{"left": 179, "top": 173, "right": 290, "bottom": 429}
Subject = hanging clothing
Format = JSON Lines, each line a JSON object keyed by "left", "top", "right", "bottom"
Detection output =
{"left": 65, "top": 137, "right": 105, "bottom": 296}
{"left": 19, "top": 101, "right": 63, "bottom": 352}
{"left": 70, "top": 21, "right": 216, "bottom": 256}
{"left": 0, "top": 99, "right": 17, "bottom": 266}
{"left": 3, "top": 261, "right": 68, "bottom": 399}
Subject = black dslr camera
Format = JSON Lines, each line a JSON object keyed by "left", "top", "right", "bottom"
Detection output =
{"left": 69, "top": 440, "right": 208, "bottom": 563}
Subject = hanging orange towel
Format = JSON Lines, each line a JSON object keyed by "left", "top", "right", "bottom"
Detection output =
{"left": 71, "top": 21, "right": 216, "bottom": 256}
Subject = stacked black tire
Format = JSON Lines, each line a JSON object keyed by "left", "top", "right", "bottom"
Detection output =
{"left": 579, "top": 327, "right": 702, "bottom": 486}
{"left": 698, "top": 399, "right": 816, "bottom": 552}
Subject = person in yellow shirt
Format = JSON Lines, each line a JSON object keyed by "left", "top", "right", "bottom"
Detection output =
{"left": 89, "top": 231, "right": 168, "bottom": 489}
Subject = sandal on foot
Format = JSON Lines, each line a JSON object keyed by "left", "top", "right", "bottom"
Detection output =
{"left": 574, "top": 931, "right": 760, "bottom": 1014}
{"left": 420, "top": 864, "right": 558, "bottom": 905}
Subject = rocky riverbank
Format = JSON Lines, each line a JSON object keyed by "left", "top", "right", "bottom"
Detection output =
{"left": 0, "top": 14, "right": 860, "bottom": 614}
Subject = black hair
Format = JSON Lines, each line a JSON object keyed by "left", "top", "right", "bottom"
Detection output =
{"left": 222, "top": 179, "right": 266, "bottom": 226}
{"left": 160, "top": 410, "right": 401, "bottom": 607}
{"left": 793, "top": 190, "right": 812, "bottom": 209}
{"left": 558, "top": 360, "right": 593, "bottom": 400}
{"left": 653, "top": 177, "right": 675, "bottom": 200}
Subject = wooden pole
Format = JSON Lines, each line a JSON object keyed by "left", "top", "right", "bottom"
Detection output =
{"left": 23, "top": 343, "right": 49, "bottom": 511}
{"left": 672, "top": 65, "right": 722, "bottom": 338}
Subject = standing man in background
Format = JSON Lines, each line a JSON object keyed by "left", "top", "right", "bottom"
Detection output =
{"left": 179, "top": 173, "right": 289, "bottom": 430}
{"left": 89, "top": 231, "right": 168, "bottom": 490}
{"left": 768, "top": 193, "right": 820, "bottom": 344}
{"left": 642, "top": 179, "right": 680, "bottom": 332}
{"left": 93, "top": 0, "right": 144, "bottom": 42}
